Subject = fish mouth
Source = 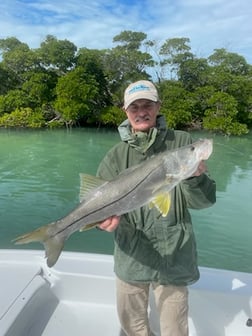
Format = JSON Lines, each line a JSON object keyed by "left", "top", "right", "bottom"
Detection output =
{"left": 202, "top": 139, "right": 213, "bottom": 160}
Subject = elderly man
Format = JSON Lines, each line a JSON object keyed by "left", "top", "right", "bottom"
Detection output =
{"left": 97, "top": 80, "right": 216, "bottom": 336}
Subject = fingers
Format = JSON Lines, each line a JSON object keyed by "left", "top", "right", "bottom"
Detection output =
{"left": 98, "top": 216, "right": 120, "bottom": 232}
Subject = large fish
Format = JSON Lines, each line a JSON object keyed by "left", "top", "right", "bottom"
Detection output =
{"left": 13, "top": 138, "right": 213, "bottom": 267}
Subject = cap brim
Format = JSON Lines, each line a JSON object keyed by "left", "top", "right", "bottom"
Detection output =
{"left": 124, "top": 94, "right": 158, "bottom": 109}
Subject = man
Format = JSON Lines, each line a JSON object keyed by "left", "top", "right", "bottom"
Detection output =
{"left": 97, "top": 80, "right": 216, "bottom": 336}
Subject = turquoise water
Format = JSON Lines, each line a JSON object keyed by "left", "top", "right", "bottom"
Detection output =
{"left": 0, "top": 128, "right": 251, "bottom": 273}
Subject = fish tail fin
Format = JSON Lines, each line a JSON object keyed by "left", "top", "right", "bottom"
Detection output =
{"left": 12, "top": 225, "right": 65, "bottom": 268}
{"left": 44, "top": 237, "right": 65, "bottom": 267}
{"left": 12, "top": 225, "right": 49, "bottom": 245}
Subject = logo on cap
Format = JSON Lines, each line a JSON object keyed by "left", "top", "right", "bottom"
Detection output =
{"left": 128, "top": 84, "right": 151, "bottom": 95}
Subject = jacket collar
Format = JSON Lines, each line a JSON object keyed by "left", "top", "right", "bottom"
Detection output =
{"left": 118, "top": 115, "right": 168, "bottom": 153}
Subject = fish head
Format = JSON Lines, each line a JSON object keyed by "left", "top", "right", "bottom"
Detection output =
{"left": 169, "top": 138, "right": 213, "bottom": 179}
{"left": 190, "top": 138, "right": 213, "bottom": 161}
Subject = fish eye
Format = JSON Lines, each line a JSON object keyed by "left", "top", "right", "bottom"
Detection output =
{"left": 190, "top": 146, "right": 195, "bottom": 151}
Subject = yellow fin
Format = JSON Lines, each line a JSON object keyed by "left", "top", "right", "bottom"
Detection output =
{"left": 79, "top": 173, "right": 106, "bottom": 202}
{"left": 149, "top": 192, "right": 171, "bottom": 217}
{"left": 79, "top": 222, "right": 98, "bottom": 232}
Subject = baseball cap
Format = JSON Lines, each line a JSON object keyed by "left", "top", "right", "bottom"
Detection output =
{"left": 124, "top": 80, "right": 159, "bottom": 110}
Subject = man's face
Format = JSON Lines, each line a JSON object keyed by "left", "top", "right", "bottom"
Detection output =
{"left": 124, "top": 99, "right": 160, "bottom": 132}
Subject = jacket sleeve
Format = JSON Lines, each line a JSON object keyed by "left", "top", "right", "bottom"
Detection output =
{"left": 96, "top": 149, "right": 119, "bottom": 181}
{"left": 180, "top": 173, "right": 216, "bottom": 209}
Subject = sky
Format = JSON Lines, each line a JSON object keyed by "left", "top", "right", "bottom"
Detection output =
{"left": 0, "top": 0, "right": 252, "bottom": 64}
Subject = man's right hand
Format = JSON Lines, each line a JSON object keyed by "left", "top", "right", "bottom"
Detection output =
{"left": 98, "top": 216, "right": 120, "bottom": 232}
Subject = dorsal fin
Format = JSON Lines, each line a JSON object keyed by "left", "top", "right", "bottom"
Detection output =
{"left": 79, "top": 173, "right": 106, "bottom": 202}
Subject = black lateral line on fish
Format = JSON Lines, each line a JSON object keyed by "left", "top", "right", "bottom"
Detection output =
{"left": 52, "top": 166, "right": 161, "bottom": 237}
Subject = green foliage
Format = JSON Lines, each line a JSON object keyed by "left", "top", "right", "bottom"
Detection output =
{"left": 113, "top": 31, "right": 147, "bottom": 50}
{"left": 203, "top": 116, "right": 248, "bottom": 136}
{"left": 159, "top": 81, "right": 192, "bottom": 128}
{"left": 0, "top": 90, "right": 30, "bottom": 115}
{"left": 0, "top": 37, "right": 27, "bottom": 55}
{"left": 0, "top": 107, "right": 45, "bottom": 128}
{"left": 54, "top": 67, "right": 99, "bottom": 124}
{"left": 190, "top": 86, "right": 216, "bottom": 121}
{"left": 203, "top": 92, "right": 248, "bottom": 135}
{"left": 100, "top": 106, "right": 125, "bottom": 126}
{"left": 104, "top": 30, "right": 153, "bottom": 103}
{"left": 76, "top": 48, "right": 112, "bottom": 108}
{"left": 0, "top": 64, "right": 13, "bottom": 94}
{"left": 22, "top": 72, "right": 56, "bottom": 107}
{"left": 158, "top": 38, "right": 193, "bottom": 79}
{"left": 178, "top": 58, "right": 210, "bottom": 90}
{"left": 47, "top": 120, "right": 65, "bottom": 129}
{"left": 0, "top": 32, "right": 251, "bottom": 135}
{"left": 37, "top": 35, "right": 77, "bottom": 74}
{"left": 208, "top": 48, "right": 250, "bottom": 75}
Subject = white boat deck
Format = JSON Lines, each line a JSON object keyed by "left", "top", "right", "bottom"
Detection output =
{"left": 0, "top": 249, "right": 251, "bottom": 336}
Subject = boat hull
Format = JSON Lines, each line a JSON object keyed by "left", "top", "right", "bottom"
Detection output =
{"left": 0, "top": 250, "right": 251, "bottom": 336}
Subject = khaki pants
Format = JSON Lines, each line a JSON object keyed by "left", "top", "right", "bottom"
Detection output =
{"left": 116, "top": 278, "right": 188, "bottom": 336}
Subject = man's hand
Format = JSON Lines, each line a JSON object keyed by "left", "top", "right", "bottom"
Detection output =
{"left": 98, "top": 216, "right": 120, "bottom": 232}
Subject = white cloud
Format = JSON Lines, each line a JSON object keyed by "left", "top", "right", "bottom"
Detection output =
{"left": 0, "top": 0, "right": 251, "bottom": 63}
{"left": 148, "top": 0, "right": 252, "bottom": 61}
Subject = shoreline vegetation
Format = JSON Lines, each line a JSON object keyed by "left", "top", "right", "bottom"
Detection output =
{"left": 0, "top": 31, "right": 252, "bottom": 135}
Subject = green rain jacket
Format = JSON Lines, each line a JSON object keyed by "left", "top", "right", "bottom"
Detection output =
{"left": 97, "top": 115, "right": 216, "bottom": 286}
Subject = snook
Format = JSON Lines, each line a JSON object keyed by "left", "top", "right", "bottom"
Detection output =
{"left": 13, "top": 138, "right": 213, "bottom": 267}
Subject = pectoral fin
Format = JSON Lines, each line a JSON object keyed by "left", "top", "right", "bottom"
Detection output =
{"left": 149, "top": 192, "right": 171, "bottom": 217}
{"left": 79, "top": 222, "right": 99, "bottom": 232}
